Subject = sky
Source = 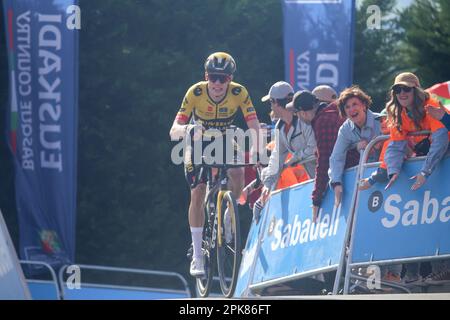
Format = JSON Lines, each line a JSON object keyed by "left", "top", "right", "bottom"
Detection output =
{"left": 356, "top": 0, "right": 414, "bottom": 10}
{"left": 397, "top": 0, "right": 414, "bottom": 9}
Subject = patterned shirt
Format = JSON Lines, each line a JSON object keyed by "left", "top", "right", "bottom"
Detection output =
{"left": 311, "top": 103, "right": 359, "bottom": 206}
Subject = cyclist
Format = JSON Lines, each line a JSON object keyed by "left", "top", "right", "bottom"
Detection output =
{"left": 169, "top": 52, "right": 261, "bottom": 277}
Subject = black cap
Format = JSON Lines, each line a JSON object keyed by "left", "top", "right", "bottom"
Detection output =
{"left": 286, "top": 90, "right": 319, "bottom": 111}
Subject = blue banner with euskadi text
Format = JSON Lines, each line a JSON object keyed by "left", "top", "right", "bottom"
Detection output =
{"left": 3, "top": 0, "right": 79, "bottom": 270}
{"left": 282, "top": 0, "right": 355, "bottom": 94}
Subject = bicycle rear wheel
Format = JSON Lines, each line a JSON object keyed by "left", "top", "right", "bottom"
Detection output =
{"left": 216, "top": 191, "right": 241, "bottom": 298}
{"left": 195, "top": 198, "right": 217, "bottom": 298}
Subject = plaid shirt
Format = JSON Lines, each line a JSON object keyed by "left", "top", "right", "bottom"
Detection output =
{"left": 311, "top": 102, "right": 360, "bottom": 206}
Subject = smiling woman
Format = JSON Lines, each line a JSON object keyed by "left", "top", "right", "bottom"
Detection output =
{"left": 328, "top": 86, "right": 381, "bottom": 207}
{"left": 384, "top": 72, "right": 449, "bottom": 191}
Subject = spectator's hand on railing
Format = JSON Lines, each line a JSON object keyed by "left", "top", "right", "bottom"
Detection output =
{"left": 425, "top": 102, "right": 446, "bottom": 121}
{"left": 312, "top": 205, "right": 320, "bottom": 223}
{"left": 358, "top": 178, "right": 372, "bottom": 191}
{"left": 406, "top": 144, "right": 415, "bottom": 158}
{"left": 260, "top": 186, "right": 270, "bottom": 203}
{"left": 333, "top": 185, "right": 343, "bottom": 207}
{"left": 385, "top": 173, "right": 399, "bottom": 190}
{"left": 252, "top": 187, "right": 270, "bottom": 222}
{"left": 410, "top": 173, "right": 426, "bottom": 191}
{"left": 186, "top": 124, "right": 205, "bottom": 141}
{"left": 357, "top": 139, "right": 368, "bottom": 151}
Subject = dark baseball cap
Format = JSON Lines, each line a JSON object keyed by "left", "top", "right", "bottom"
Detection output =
{"left": 286, "top": 90, "right": 319, "bottom": 111}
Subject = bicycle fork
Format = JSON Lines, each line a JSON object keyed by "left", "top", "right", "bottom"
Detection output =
{"left": 216, "top": 190, "right": 225, "bottom": 247}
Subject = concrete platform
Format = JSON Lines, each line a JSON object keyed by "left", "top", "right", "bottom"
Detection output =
{"left": 260, "top": 292, "right": 450, "bottom": 300}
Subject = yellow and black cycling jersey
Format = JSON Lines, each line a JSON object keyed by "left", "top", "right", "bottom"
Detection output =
{"left": 175, "top": 81, "right": 257, "bottom": 131}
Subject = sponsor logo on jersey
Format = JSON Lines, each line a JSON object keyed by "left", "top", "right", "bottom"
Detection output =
{"left": 232, "top": 87, "right": 242, "bottom": 95}
{"left": 194, "top": 87, "right": 202, "bottom": 96}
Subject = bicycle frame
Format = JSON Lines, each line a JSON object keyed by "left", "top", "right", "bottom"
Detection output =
{"left": 204, "top": 165, "right": 231, "bottom": 248}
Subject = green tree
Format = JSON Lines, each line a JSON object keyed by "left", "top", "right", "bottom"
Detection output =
{"left": 3, "top": 0, "right": 448, "bottom": 293}
{"left": 397, "top": 0, "right": 450, "bottom": 88}
{"left": 74, "top": 0, "right": 283, "bottom": 286}
{"left": 353, "top": 0, "right": 401, "bottom": 110}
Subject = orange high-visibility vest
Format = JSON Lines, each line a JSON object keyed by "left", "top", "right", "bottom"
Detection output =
{"left": 380, "top": 98, "right": 449, "bottom": 168}
{"left": 390, "top": 98, "right": 447, "bottom": 141}
{"left": 275, "top": 153, "right": 310, "bottom": 190}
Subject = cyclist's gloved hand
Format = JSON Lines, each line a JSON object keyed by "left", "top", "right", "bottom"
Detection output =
{"left": 186, "top": 124, "right": 204, "bottom": 141}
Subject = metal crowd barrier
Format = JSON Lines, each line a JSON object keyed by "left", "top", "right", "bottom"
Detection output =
{"left": 237, "top": 130, "right": 450, "bottom": 296}
{"left": 58, "top": 264, "right": 191, "bottom": 299}
{"left": 18, "top": 261, "right": 191, "bottom": 300}
{"left": 340, "top": 130, "right": 450, "bottom": 294}
{"left": 19, "top": 260, "right": 62, "bottom": 300}
{"left": 341, "top": 134, "right": 392, "bottom": 294}
{"left": 242, "top": 155, "right": 318, "bottom": 297}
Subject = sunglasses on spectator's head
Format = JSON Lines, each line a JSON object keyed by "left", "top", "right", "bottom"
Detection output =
{"left": 208, "top": 74, "right": 230, "bottom": 84}
{"left": 393, "top": 85, "right": 413, "bottom": 94}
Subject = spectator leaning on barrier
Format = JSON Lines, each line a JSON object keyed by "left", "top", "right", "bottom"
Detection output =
{"left": 384, "top": 72, "right": 449, "bottom": 191}
{"left": 256, "top": 83, "right": 316, "bottom": 219}
{"left": 357, "top": 108, "right": 422, "bottom": 191}
{"left": 329, "top": 86, "right": 382, "bottom": 207}
{"left": 359, "top": 105, "right": 435, "bottom": 191}
{"left": 297, "top": 87, "right": 360, "bottom": 221}
{"left": 384, "top": 72, "right": 450, "bottom": 284}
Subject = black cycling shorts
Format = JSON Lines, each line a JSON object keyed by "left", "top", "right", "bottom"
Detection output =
{"left": 183, "top": 136, "right": 242, "bottom": 189}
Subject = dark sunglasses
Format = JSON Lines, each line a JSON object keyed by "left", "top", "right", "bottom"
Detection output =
{"left": 269, "top": 95, "right": 293, "bottom": 108}
{"left": 393, "top": 85, "right": 413, "bottom": 94}
{"left": 208, "top": 74, "right": 230, "bottom": 84}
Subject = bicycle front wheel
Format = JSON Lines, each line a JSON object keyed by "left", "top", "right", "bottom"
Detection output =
{"left": 196, "top": 197, "right": 217, "bottom": 298}
{"left": 195, "top": 239, "right": 215, "bottom": 298}
{"left": 216, "top": 190, "right": 241, "bottom": 298}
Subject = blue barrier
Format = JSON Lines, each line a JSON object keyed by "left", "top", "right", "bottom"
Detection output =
{"left": 343, "top": 154, "right": 450, "bottom": 293}
{"left": 236, "top": 132, "right": 450, "bottom": 296}
{"left": 20, "top": 260, "right": 61, "bottom": 300}
{"left": 27, "top": 281, "right": 60, "bottom": 300}
{"left": 352, "top": 157, "right": 450, "bottom": 263}
{"left": 63, "top": 284, "right": 189, "bottom": 300}
{"left": 16, "top": 262, "right": 191, "bottom": 300}
{"left": 58, "top": 264, "right": 191, "bottom": 300}
{"left": 235, "top": 167, "right": 357, "bottom": 297}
